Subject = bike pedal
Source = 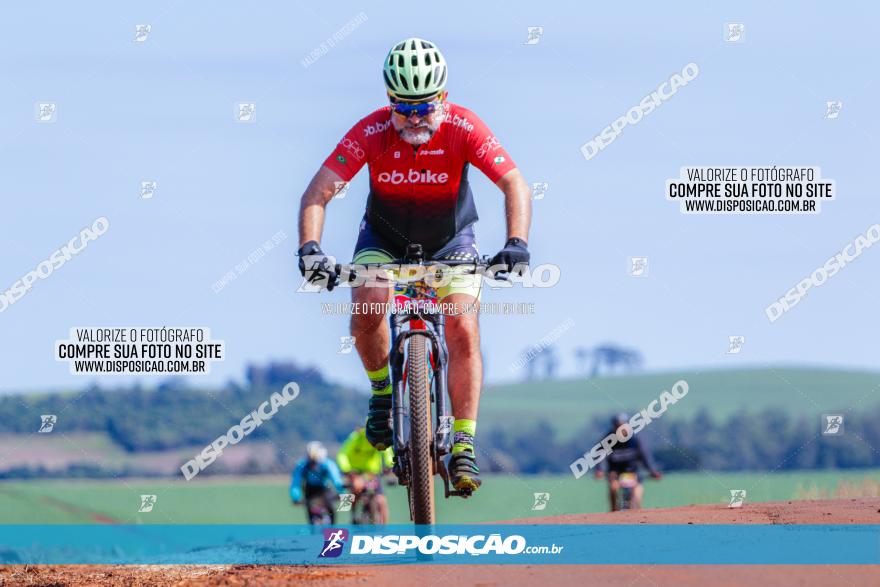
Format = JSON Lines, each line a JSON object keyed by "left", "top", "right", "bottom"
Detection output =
{"left": 451, "top": 488, "right": 473, "bottom": 499}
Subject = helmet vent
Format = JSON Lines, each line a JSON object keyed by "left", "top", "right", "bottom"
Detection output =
{"left": 384, "top": 38, "right": 447, "bottom": 98}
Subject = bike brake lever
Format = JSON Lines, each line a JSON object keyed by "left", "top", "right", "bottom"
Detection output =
{"left": 334, "top": 263, "right": 361, "bottom": 286}
{"left": 326, "top": 263, "right": 357, "bottom": 291}
{"left": 477, "top": 256, "right": 511, "bottom": 281}
{"left": 484, "top": 267, "right": 510, "bottom": 282}
{"left": 329, "top": 264, "right": 342, "bottom": 289}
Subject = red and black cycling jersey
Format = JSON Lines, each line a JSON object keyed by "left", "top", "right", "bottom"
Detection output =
{"left": 322, "top": 103, "right": 517, "bottom": 254}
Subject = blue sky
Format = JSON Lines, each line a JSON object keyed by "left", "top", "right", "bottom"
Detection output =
{"left": 1, "top": 1, "right": 878, "bottom": 393}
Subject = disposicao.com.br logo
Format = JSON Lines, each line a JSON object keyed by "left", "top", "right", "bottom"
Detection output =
{"left": 339, "top": 533, "right": 563, "bottom": 557}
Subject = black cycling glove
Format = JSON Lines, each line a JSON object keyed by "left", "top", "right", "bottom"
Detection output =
{"left": 297, "top": 240, "right": 338, "bottom": 290}
{"left": 490, "top": 237, "right": 530, "bottom": 276}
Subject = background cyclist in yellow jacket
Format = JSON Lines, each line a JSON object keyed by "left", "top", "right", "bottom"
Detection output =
{"left": 336, "top": 427, "right": 394, "bottom": 523}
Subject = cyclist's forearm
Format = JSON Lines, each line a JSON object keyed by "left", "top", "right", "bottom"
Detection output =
{"left": 636, "top": 437, "right": 659, "bottom": 473}
{"left": 337, "top": 454, "right": 351, "bottom": 473}
{"left": 298, "top": 165, "right": 343, "bottom": 246}
{"left": 496, "top": 168, "right": 531, "bottom": 242}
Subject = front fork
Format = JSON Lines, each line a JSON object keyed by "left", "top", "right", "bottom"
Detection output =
{"left": 389, "top": 312, "right": 453, "bottom": 491}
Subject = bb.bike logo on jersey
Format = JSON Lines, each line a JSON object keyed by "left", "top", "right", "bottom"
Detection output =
{"left": 363, "top": 119, "right": 392, "bottom": 137}
{"left": 444, "top": 112, "right": 474, "bottom": 132}
{"left": 377, "top": 169, "right": 450, "bottom": 185}
{"left": 339, "top": 137, "right": 364, "bottom": 160}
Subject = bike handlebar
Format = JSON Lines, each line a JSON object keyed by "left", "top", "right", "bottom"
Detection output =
{"left": 331, "top": 255, "right": 511, "bottom": 287}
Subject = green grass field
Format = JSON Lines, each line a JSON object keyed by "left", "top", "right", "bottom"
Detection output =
{"left": 480, "top": 368, "right": 880, "bottom": 439}
{"left": 2, "top": 469, "right": 878, "bottom": 525}
{"left": 2, "top": 368, "right": 878, "bottom": 526}
{"left": 6, "top": 368, "right": 878, "bottom": 478}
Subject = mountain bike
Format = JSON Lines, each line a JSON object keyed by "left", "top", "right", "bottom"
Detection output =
{"left": 333, "top": 244, "right": 506, "bottom": 524}
{"left": 603, "top": 470, "right": 661, "bottom": 511}
{"left": 348, "top": 474, "right": 384, "bottom": 525}
{"left": 616, "top": 472, "right": 640, "bottom": 511}
{"left": 304, "top": 492, "right": 334, "bottom": 525}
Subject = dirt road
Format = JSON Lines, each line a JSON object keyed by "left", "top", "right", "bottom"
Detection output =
{"left": 3, "top": 498, "right": 877, "bottom": 587}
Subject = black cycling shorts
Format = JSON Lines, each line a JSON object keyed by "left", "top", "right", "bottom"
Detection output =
{"left": 351, "top": 217, "right": 483, "bottom": 300}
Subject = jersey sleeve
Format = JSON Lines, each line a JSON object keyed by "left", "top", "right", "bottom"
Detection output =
{"left": 635, "top": 436, "right": 659, "bottom": 474}
{"left": 381, "top": 446, "right": 394, "bottom": 469}
{"left": 325, "top": 460, "right": 345, "bottom": 492}
{"left": 289, "top": 461, "right": 304, "bottom": 501}
{"left": 321, "top": 118, "right": 372, "bottom": 181}
{"left": 463, "top": 109, "right": 517, "bottom": 183}
{"left": 336, "top": 432, "right": 356, "bottom": 473}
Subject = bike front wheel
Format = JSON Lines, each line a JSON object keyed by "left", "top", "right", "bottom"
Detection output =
{"left": 406, "top": 335, "right": 435, "bottom": 524}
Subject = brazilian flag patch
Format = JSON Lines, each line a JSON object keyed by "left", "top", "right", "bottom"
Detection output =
{"left": 337, "top": 154, "right": 346, "bottom": 164}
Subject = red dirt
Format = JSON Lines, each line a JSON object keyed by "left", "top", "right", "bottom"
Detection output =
{"left": 503, "top": 496, "right": 880, "bottom": 525}
{"left": 3, "top": 498, "right": 878, "bottom": 587}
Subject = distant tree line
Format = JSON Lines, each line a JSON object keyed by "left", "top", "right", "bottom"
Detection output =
{"left": 1, "top": 363, "right": 878, "bottom": 478}
{"left": 483, "top": 406, "right": 880, "bottom": 474}
{"left": 521, "top": 343, "right": 643, "bottom": 381}
{"left": 0, "top": 362, "right": 364, "bottom": 475}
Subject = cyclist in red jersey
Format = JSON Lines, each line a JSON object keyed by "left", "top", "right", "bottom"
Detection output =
{"left": 297, "top": 38, "right": 532, "bottom": 495}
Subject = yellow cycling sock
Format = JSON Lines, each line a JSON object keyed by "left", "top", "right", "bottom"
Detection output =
{"left": 367, "top": 364, "right": 392, "bottom": 396}
{"left": 452, "top": 419, "right": 476, "bottom": 454}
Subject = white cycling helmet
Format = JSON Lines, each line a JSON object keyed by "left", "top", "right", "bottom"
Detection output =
{"left": 383, "top": 37, "right": 448, "bottom": 101}
{"left": 306, "top": 441, "right": 327, "bottom": 462}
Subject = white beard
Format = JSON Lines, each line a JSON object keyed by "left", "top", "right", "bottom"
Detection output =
{"left": 398, "top": 127, "right": 434, "bottom": 145}
{"left": 392, "top": 104, "right": 445, "bottom": 145}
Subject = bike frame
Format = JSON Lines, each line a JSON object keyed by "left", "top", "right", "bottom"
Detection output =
{"left": 349, "top": 475, "right": 382, "bottom": 524}
{"left": 306, "top": 494, "right": 332, "bottom": 525}
{"left": 612, "top": 471, "right": 641, "bottom": 511}
{"left": 388, "top": 292, "right": 460, "bottom": 499}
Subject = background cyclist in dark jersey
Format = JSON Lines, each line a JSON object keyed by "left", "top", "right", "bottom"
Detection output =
{"left": 296, "top": 37, "right": 532, "bottom": 494}
{"left": 595, "top": 413, "right": 663, "bottom": 511}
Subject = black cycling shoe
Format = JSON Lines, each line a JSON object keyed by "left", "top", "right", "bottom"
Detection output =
{"left": 449, "top": 450, "right": 481, "bottom": 496}
{"left": 365, "top": 394, "right": 393, "bottom": 450}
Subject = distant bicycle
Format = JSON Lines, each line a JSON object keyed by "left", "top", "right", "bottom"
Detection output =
{"left": 348, "top": 474, "right": 384, "bottom": 525}
{"left": 615, "top": 472, "right": 640, "bottom": 511}
{"left": 306, "top": 492, "right": 335, "bottom": 525}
